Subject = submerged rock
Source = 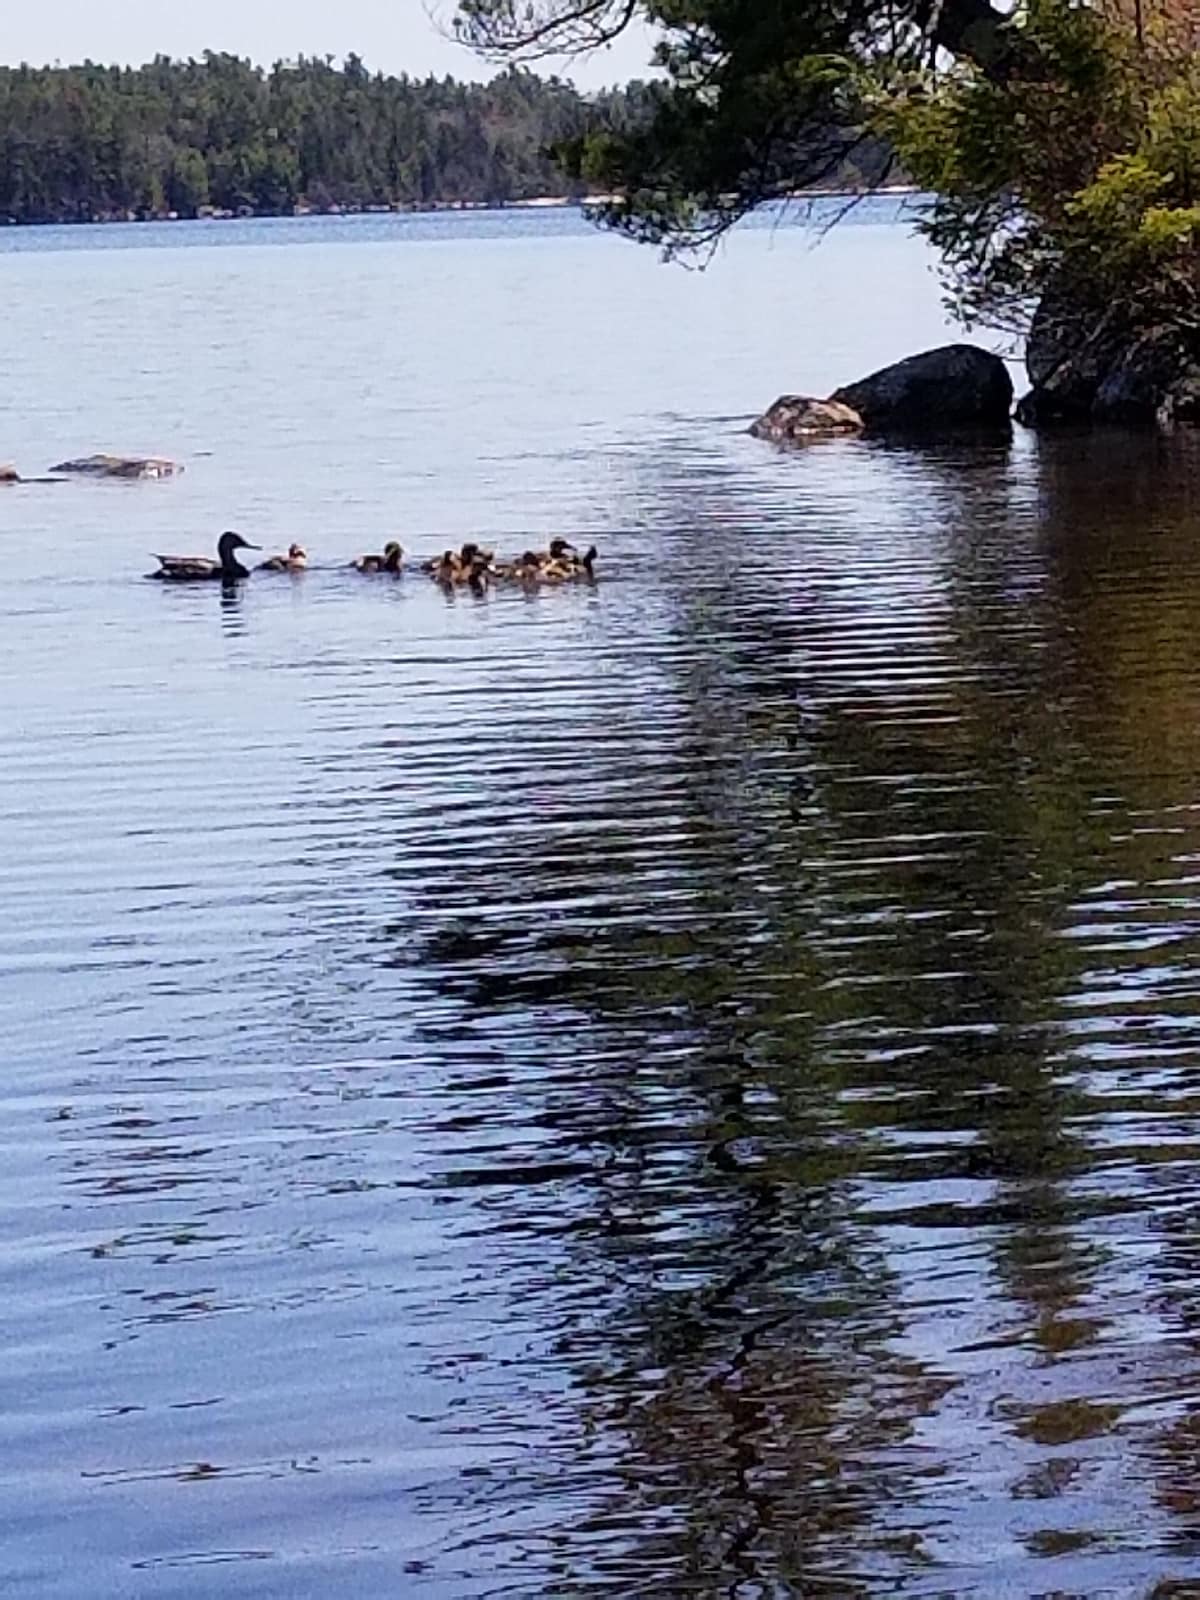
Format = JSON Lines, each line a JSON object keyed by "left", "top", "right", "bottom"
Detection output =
{"left": 831, "top": 343, "right": 1013, "bottom": 432}
{"left": 749, "top": 395, "right": 864, "bottom": 443}
{"left": 48, "top": 453, "right": 182, "bottom": 479}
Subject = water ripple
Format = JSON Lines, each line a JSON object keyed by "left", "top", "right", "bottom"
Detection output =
{"left": 5, "top": 221, "right": 1200, "bottom": 1597}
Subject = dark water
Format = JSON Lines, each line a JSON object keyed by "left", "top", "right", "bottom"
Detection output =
{"left": 5, "top": 206, "right": 1200, "bottom": 1597}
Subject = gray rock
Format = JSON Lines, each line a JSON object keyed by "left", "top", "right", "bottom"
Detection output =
{"left": 749, "top": 395, "right": 864, "bottom": 443}
{"left": 831, "top": 343, "right": 1013, "bottom": 432}
{"left": 49, "top": 453, "right": 182, "bottom": 479}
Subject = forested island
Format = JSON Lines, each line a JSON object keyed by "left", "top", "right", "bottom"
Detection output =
{"left": 0, "top": 55, "right": 662, "bottom": 223}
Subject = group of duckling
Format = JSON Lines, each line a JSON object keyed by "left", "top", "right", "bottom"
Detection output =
{"left": 420, "top": 538, "right": 596, "bottom": 589}
{"left": 352, "top": 536, "right": 597, "bottom": 588}
{"left": 149, "top": 533, "right": 598, "bottom": 587}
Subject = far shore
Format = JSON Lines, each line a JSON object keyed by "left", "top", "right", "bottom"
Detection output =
{"left": 0, "top": 185, "right": 922, "bottom": 229}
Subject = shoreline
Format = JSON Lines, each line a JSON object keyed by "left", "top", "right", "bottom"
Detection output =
{"left": 0, "top": 186, "right": 922, "bottom": 229}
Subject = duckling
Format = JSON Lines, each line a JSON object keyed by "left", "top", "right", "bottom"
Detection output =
{"left": 148, "top": 531, "right": 259, "bottom": 582}
{"left": 259, "top": 542, "right": 308, "bottom": 572}
{"left": 505, "top": 549, "right": 549, "bottom": 583}
{"left": 352, "top": 541, "right": 404, "bottom": 574}
{"left": 538, "top": 557, "right": 575, "bottom": 583}
{"left": 545, "top": 542, "right": 597, "bottom": 580}
{"left": 465, "top": 553, "right": 494, "bottom": 591}
{"left": 524, "top": 542, "right": 598, "bottom": 584}
{"left": 427, "top": 548, "right": 461, "bottom": 584}
{"left": 423, "top": 541, "right": 496, "bottom": 582}
{"left": 514, "top": 538, "right": 585, "bottom": 582}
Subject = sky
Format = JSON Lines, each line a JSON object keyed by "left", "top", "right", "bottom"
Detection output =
{"left": 1, "top": 0, "right": 657, "bottom": 86}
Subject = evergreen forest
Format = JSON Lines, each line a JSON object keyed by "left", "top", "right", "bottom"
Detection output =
{"left": 0, "top": 54, "right": 660, "bottom": 223}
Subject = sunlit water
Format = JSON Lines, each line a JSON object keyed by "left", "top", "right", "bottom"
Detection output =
{"left": 4, "top": 203, "right": 1200, "bottom": 1597}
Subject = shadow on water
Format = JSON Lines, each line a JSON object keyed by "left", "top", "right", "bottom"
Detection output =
{"left": 354, "top": 428, "right": 1200, "bottom": 1593}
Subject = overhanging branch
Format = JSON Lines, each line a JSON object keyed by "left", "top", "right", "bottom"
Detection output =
{"left": 454, "top": 0, "right": 643, "bottom": 62}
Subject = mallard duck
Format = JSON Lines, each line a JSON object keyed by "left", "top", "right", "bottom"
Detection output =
{"left": 148, "top": 531, "right": 259, "bottom": 582}
{"left": 352, "top": 541, "right": 404, "bottom": 574}
{"left": 259, "top": 543, "right": 308, "bottom": 572}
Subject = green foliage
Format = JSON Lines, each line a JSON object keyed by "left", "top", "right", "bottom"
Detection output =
{"left": 562, "top": 49, "right": 887, "bottom": 255}
{"left": 457, "top": 0, "right": 1200, "bottom": 335}
{"left": 885, "top": 6, "right": 1200, "bottom": 330}
{"left": 0, "top": 55, "right": 658, "bottom": 223}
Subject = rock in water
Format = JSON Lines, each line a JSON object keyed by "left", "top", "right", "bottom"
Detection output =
{"left": 0, "top": 465, "right": 20, "bottom": 483}
{"left": 831, "top": 344, "right": 1013, "bottom": 432}
{"left": 748, "top": 396, "right": 864, "bottom": 443}
{"left": 48, "top": 453, "right": 181, "bottom": 479}
{"left": 1017, "top": 293, "right": 1200, "bottom": 428}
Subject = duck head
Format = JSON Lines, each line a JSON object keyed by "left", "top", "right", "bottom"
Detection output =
{"left": 382, "top": 541, "right": 404, "bottom": 572}
{"left": 549, "top": 538, "right": 577, "bottom": 561}
{"left": 288, "top": 543, "right": 307, "bottom": 561}
{"left": 218, "top": 531, "right": 259, "bottom": 563}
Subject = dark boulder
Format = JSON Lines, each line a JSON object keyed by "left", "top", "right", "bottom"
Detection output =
{"left": 49, "top": 453, "right": 181, "bottom": 479}
{"left": 830, "top": 343, "right": 1013, "bottom": 432}
{"left": 1023, "top": 282, "right": 1117, "bottom": 397}
{"left": 749, "top": 395, "right": 864, "bottom": 443}
{"left": 1018, "top": 289, "right": 1200, "bottom": 428}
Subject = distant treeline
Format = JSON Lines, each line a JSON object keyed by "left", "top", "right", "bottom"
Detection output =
{"left": 0, "top": 55, "right": 662, "bottom": 223}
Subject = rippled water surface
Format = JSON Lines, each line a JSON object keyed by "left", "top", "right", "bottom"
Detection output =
{"left": 5, "top": 205, "right": 1200, "bottom": 1597}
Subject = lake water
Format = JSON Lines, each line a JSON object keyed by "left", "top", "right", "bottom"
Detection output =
{"left": 4, "top": 202, "right": 1200, "bottom": 1597}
